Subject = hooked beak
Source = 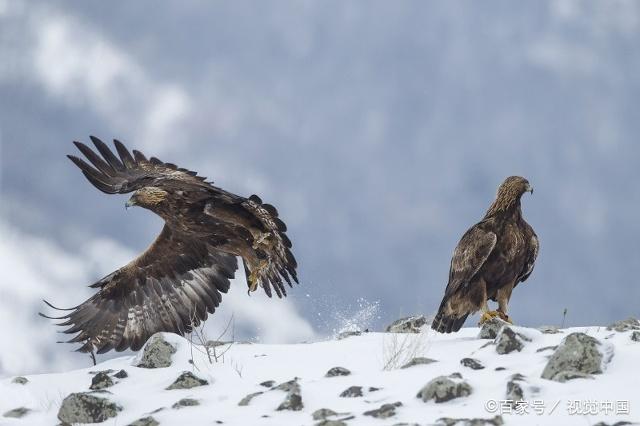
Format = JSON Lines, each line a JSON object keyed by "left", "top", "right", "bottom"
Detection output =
{"left": 526, "top": 183, "right": 534, "bottom": 195}
{"left": 125, "top": 198, "right": 136, "bottom": 210}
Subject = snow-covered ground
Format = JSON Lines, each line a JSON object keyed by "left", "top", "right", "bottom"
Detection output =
{"left": 1, "top": 323, "right": 638, "bottom": 425}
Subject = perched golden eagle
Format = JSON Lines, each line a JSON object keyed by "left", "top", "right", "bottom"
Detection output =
{"left": 42, "top": 137, "right": 298, "bottom": 353}
{"left": 431, "top": 176, "right": 539, "bottom": 333}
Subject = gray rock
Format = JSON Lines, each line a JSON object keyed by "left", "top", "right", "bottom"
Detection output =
{"left": 128, "top": 416, "right": 160, "bottom": 426}
{"left": 460, "top": 358, "right": 484, "bottom": 370}
{"left": 166, "top": 371, "right": 209, "bottom": 390}
{"left": 386, "top": 315, "right": 427, "bottom": 333}
{"left": 417, "top": 376, "right": 472, "bottom": 403}
{"left": 274, "top": 379, "right": 303, "bottom": 411}
{"left": 494, "top": 367, "right": 506, "bottom": 371}
{"left": 114, "top": 369, "right": 128, "bottom": 379}
{"left": 315, "top": 421, "right": 348, "bottom": 426}
{"left": 57, "top": 392, "right": 121, "bottom": 424}
{"left": 90, "top": 371, "right": 114, "bottom": 390}
{"left": 363, "top": 401, "right": 402, "bottom": 419}
{"left": 505, "top": 378, "right": 524, "bottom": 405}
{"left": 436, "top": 415, "right": 504, "bottom": 426}
{"left": 400, "top": 357, "right": 437, "bottom": 369}
{"left": 274, "top": 378, "right": 300, "bottom": 393}
{"left": 478, "top": 317, "right": 507, "bottom": 339}
{"left": 592, "top": 422, "right": 633, "bottom": 426}
{"left": 326, "top": 367, "right": 351, "bottom": 377}
{"left": 337, "top": 330, "right": 362, "bottom": 339}
{"left": 449, "top": 372, "right": 462, "bottom": 379}
{"left": 172, "top": 398, "right": 199, "bottom": 409}
{"left": 11, "top": 376, "right": 28, "bottom": 385}
{"left": 238, "top": 391, "right": 263, "bottom": 406}
{"left": 536, "top": 345, "right": 557, "bottom": 352}
{"left": 260, "top": 380, "right": 275, "bottom": 388}
{"left": 3, "top": 407, "right": 31, "bottom": 418}
{"left": 89, "top": 369, "right": 115, "bottom": 375}
{"left": 541, "top": 332, "right": 606, "bottom": 382}
{"left": 631, "top": 331, "right": 640, "bottom": 342}
{"left": 339, "top": 385, "right": 363, "bottom": 397}
{"left": 312, "top": 408, "right": 338, "bottom": 420}
{"left": 136, "top": 334, "right": 177, "bottom": 368}
{"left": 495, "top": 327, "right": 524, "bottom": 354}
{"left": 606, "top": 317, "right": 640, "bottom": 332}
{"left": 538, "top": 325, "right": 562, "bottom": 334}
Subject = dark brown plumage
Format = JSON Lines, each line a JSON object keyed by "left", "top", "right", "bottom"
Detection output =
{"left": 431, "top": 176, "right": 539, "bottom": 333}
{"left": 41, "top": 137, "right": 299, "bottom": 353}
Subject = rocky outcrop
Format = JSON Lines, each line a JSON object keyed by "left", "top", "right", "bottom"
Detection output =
{"left": 417, "top": 376, "right": 472, "bottom": 403}
{"left": 541, "top": 332, "right": 608, "bottom": 382}
{"left": 90, "top": 371, "right": 114, "bottom": 390}
{"left": 128, "top": 416, "right": 159, "bottom": 426}
{"left": 386, "top": 316, "right": 427, "bottom": 333}
{"left": 166, "top": 371, "right": 209, "bottom": 390}
{"left": 326, "top": 366, "right": 351, "bottom": 377}
{"left": 172, "top": 398, "right": 200, "bottom": 409}
{"left": 363, "top": 401, "right": 402, "bottom": 418}
{"left": 275, "top": 379, "right": 303, "bottom": 411}
{"left": 606, "top": 317, "right": 640, "bottom": 332}
{"left": 135, "top": 334, "right": 177, "bottom": 368}
{"left": 339, "top": 385, "right": 363, "bottom": 398}
{"left": 57, "top": 392, "right": 121, "bottom": 424}
{"left": 495, "top": 327, "right": 527, "bottom": 354}
{"left": 478, "top": 318, "right": 508, "bottom": 339}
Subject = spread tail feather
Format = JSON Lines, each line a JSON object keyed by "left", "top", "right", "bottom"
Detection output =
{"left": 431, "top": 301, "right": 468, "bottom": 333}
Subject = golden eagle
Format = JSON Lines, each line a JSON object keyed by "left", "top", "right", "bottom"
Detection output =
{"left": 431, "top": 176, "right": 539, "bottom": 333}
{"left": 42, "top": 137, "right": 298, "bottom": 353}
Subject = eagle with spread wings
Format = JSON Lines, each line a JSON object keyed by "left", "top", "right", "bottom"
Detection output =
{"left": 431, "top": 176, "right": 539, "bottom": 333}
{"left": 42, "top": 137, "right": 298, "bottom": 353}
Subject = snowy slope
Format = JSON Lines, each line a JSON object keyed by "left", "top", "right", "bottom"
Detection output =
{"left": 1, "top": 325, "right": 638, "bottom": 426}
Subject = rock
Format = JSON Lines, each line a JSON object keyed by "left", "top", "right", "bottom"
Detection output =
{"left": 339, "top": 385, "right": 363, "bottom": 397}
{"left": 417, "top": 376, "right": 472, "bottom": 403}
{"left": 206, "top": 340, "right": 231, "bottom": 348}
{"left": 274, "top": 379, "right": 303, "bottom": 411}
{"left": 3, "top": 407, "right": 31, "bottom": 418}
{"left": 172, "top": 398, "right": 199, "bottom": 409}
{"left": 89, "top": 369, "right": 115, "bottom": 375}
{"left": 449, "top": 372, "right": 462, "bottom": 379}
{"left": 386, "top": 315, "right": 427, "bottom": 333}
{"left": 57, "top": 392, "right": 121, "bottom": 424}
{"left": 315, "top": 421, "right": 348, "bottom": 426}
{"left": 128, "top": 416, "right": 160, "bottom": 426}
{"left": 166, "top": 371, "right": 209, "bottom": 390}
{"left": 538, "top": 325, "right": 562, "bottom": 334}
{"left": 135, "top": 334, "right": 177, "bottom": 368}
{"left": 90, "top": 371, "right": 114, "bottom": 390}
{"left": 114, "top": 369, "right": 128, "bottom": 379}
{"left": 312, "top": 408, "right": 338, "bottom": 420}
{"left": 460, "top": 358, "right": 484, "bottom": 370}
{"left": 11, "top": 376, "right": 28, "bottom": 385}
{"left": 260, "top": 380, "right": 275, "bottom": 388}
{"left": 436, "top": 415, "right": 504, "bottom": 426}
{"left": 505, "top": 377, "right": 524, "bottom": 405}
{"left": 363, "top": 401, "right": 402, "bottom": 419}
{"left": 326, "top": 367, "right": 351, "bottom": 377}
{"left": 536, "top": 345, "right": 557, "bottom": 352}
{"left": 592, "top": 422, "right": 633, "bottom": 426}
{"left": 400, "top": 357, "right": 437, "bottom": 369}
{"left": 337, "top": 330, "right": 362, "bottom": 339}
{"left": 494, "top": 367, "right": 506, "bottom": 371}
{"left": 368, "top": 386, "right": 381, "bottom": 392}
{"left": 478, "top": 317, "right": 507, "bottom": 339}
{"left": 541, "top": 332, "right": 607, "bottom": 382}
{"left": 495, "top": 327, "right": 524, "bottom": 354}
{"left": 631, "top": 331, "right": 640, "bottom": 342}
{"left": 606, "top": 317, "right": 640, "bottom": 332}
{"left": 238, "top": 392, "right": 263, "bottom": 406}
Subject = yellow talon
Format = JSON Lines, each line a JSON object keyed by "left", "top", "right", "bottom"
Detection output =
{"left": 478, "top": 310, "right": 502, "bottom": 325}
{"left": 247, "top": 260, "right": 269, "bottom": 292}
{"left": 498, "top": 311, "right": 513, "bottom": 324}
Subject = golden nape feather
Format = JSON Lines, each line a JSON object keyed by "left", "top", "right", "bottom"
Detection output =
{"left": 41, "top": 137, "right": 299, "bottom": 354}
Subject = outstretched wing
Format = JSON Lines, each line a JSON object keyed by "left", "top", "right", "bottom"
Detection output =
{"left": 41, "top": 226, "right": 238, "bottom": 353}
{"left": 444, "top": 224, "right": 497, "bottom": 298}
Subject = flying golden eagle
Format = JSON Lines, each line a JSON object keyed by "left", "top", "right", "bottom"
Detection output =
{"left": 431, "top": 176, "right": 539, "bottom": 333}
{"left": 42, "top": 137, "right": 298, "bottom": 353}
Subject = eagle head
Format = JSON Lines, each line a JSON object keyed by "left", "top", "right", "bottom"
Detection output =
{"left": 499, "top": 176, "right": 533, "bottom": 197}
{"left": 126, "top": 187, "right": 169, "bottom": 209}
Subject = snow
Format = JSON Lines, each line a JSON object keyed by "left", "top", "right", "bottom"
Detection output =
{"left": 1, "top": 326, "right": 638, "bottom": 425}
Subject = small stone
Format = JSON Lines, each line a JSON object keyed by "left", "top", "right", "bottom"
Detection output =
{"left": 606, "top": 317, "right": 640, "bottom": 332}
{"left": 57, "top": 392, "right": 121, "bottom": 424}
{"left": 337, "top": 330, "right": 362, "bottom": 339}
{"left": 417, "top": 376, "right": 472, "bottom": 403}
{"left": 172, "top": 398, "right": 199, "bottom": 409}
{"left": 238, "top": 392, "right": 263, "bottom": 406}
{"left": 166, "top": 371, "right": 208, "bottom": 390}
{"left": 631, "top": 331, "right": 640, "bottom": 342}
{"left": 536, "top": 345, "right": 558, "bottom": 352}
{"left": 326, "top": 367, "right": 351, "bottom": 377}
{"left": 339, "top": 386, "right": 363, "bottom": 397}
{"left": 312, "top": 408, "right": 338, "bottom": 420}
{"left": 274, "top": 379, "right": 303, "bottom": 411}
{"left": 135, "top": 334, "right": 177, "bottom": 369}
{"left": 3, "top": 407, "right": 31, "bottom": 418}
{"left": 478, "top": 317, "right": 507, "bottom": 339}
{"left": 368, "top": 386, "right": 381, "bottom": 392}
{"left": 494, "top": 367, "right": 506, "bottom": 371}
{"left": 400, "top": 357, "right": 437, "bottom": 369}
{"left": 541, "top": 332, "right": 607, "bottom": 382}
{"left": 495, "top": 327, "right": 524, "bottom": 354}
{"left": 128, "top": 416, "right": 160, "bottom": 426}
{"left": 449, "top": 372, "right": 462, "bottom": 379}
{"left": 460, "top": 358, "right": 484, "bottom": 370}
{"left": 114, "top": 369, "right": 128, "bottom": 379}
{"left": 90, "top": 372, "right": 114, "bottom": 390}
{"left": 11, "top": 376, "right": 28, "bottom": 385}
{"left": 260, "top": 380, "right": 275, "bottom": 388}
{"left": 315, "top": 421, "right": 347, "bottom": 426}
{"left": 363, "top": 401, "right": 402, "bottom": 419}
{"left": 436, "top": 415, "right": 504, "bottom": 426}
{"left": 386, "top": 315, "right": 427, "bottom": 333}
{"left": 538, "top": 325, "right": 562, "bottom": 334}
{"left": 506, "top": 379, "right": 524, "bottom": 405}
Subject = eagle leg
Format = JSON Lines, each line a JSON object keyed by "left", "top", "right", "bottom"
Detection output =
{"left": 247, "top": 259, "right": 270, "bottom": 293}
{"left": 478, "top": 303, "right": 502, "bottom": 325}
{"left": 496, "top": 310, "right": 513, "bottom": 324}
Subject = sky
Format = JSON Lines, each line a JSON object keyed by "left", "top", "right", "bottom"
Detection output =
{"left": 1, "top": 0, "right": 639, "bottom": 376}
